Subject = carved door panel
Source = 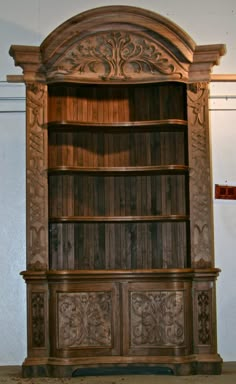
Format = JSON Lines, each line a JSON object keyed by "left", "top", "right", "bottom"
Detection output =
{"left": 122, "top": 281, "right": 193, "bottom": 357}
{"left": 49, "top": 282, "right": 120, "bottom": 358}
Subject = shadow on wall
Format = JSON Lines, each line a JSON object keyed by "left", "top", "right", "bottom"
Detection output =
{"left": 0, "top": 18, "right": 43, "bottom": 80}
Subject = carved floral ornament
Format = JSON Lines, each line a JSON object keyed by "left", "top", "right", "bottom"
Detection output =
{"left": 130, "top": 291, "right": 184, "bottom": 347}
{"left": 46, "top": 31, "right": 187, "bottom": 81}
{"left": 197, "top": 290, "right": 211, "bottom": 345}
{"left": 31, "top": 293, "right": 45, "bottom": 347}
{"left": 58, "top": 292, "right": 112, "bottom": 348}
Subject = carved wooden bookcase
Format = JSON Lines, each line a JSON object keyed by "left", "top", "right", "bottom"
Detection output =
{"left": 9, "top": 6, "right": 225, "bottom": 377}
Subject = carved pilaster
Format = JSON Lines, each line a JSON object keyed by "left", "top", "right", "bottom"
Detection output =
{"left": 187, "top": 83, "right": 213, "bottom": 268}
{"left": 193, "top": 283, "right": 216, "bottom": 354}
{"left": 22, "top": 273, "right": 49, "bottom": 359}
{"left": 26, "top": 82, "right": 48, "bottom": 270}
{"left": 197, "top": 290, "right": 211, "bottom": 345}
{"left": 31, "top": 293, "right": 46, "bottom": 348}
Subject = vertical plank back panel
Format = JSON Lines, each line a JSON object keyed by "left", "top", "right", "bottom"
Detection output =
{"left": 48, "top": 82, "right": 188, "bottom": 270}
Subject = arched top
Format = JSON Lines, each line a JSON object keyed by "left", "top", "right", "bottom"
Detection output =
{"left": 9, "top": 5, "right": 225, "bottom": 83}
{"left": 41, "top": 6, "right": 196, "bottom": 64}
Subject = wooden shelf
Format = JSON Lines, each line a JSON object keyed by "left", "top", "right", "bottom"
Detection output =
{"left": 47, "top": 119, "right": 188, "bottom": 131}
{"left": 47, "top": 165, "right": 189, "bottom": 175}
{"left": 49, "top": 215, "right": 189, "bottom": 223}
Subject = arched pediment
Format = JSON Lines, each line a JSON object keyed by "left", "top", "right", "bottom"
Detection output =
{"left": 9, "top": 6, "right": 225, "bottom": 83}
{"left": 43, "top": 30, "right": 189, "bottom": 83}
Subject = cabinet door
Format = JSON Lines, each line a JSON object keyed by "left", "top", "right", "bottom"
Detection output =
{"left": 122, "top": 281, "right": 193, "bottom": 356}
{"left": 49, "top": 282, "right": 120, "bottom": 357}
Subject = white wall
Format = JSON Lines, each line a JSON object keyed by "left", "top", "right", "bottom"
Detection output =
{"left": 0, "top": 84, "right": 26, "bottom": 364}
{"left": 0, "top": 0, "right": 236, "bottom": 364}
{"left": 210, "top": 82, "right": 236, "bottom": 361}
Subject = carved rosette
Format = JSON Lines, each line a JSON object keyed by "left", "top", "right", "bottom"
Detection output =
{"left": 187, "top": 83, "right": 212, "bottom": 268}
{"left": 58, "top": 292, "right": 112, "bottom": 348}
{"left": 31, "top": 293, "right": 46, "bottom": 347}
{"left": 130, "top": 291, "right": 184, "bottom": 347}
{"left": 196, "top": 290, "right": 211, "bottom": 345}
{"left": 46, "top": 31, "right": 186, "bottom": 82}
{"left": 26, "top": 83, "right": 48, "bottom": 270}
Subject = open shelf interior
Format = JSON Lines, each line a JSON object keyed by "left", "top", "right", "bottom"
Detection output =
{"left": 48, "top": 82, "right": 187, "bottom": 123}
{"left": 49, "top": 222, "right": 189, "bottom": 270}
{"left": 48, "top": 174, "right": 188, "bottom": 217}
{"left": 47, "top": 82, "right": 190, "bottom": 271}
{"left": 48, "top": 129, "right": 188, "bottom": 167}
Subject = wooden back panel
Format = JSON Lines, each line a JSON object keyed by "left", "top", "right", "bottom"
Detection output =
{"left": 48, "top": 82, "right": 189, "bottom": 270}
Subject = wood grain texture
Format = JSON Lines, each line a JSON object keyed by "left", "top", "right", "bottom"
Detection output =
{"left": 49, "top": 222, "right": 187, "bottom": 270}
{"left": 26, "top": 83, "right": 48, "bottom": 271}
{"left": 187, "top": 83, "right": 213, "bottom": 268}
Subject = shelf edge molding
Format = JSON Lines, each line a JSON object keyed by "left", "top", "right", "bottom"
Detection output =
{"left": 47, "top": 165, "right": 190, "bottom": 174}
{"left": 49, "top": 215, "right": 189, "bottom": 223}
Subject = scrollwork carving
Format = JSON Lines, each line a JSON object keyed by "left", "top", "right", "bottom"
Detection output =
{"left": 194, "top": 258, "right": 211, "bottom": 269}
{"left": 47, "top": 32, "right": 185, "bottom": 81}
{"left": 31, "top": 293, "right": 45, "bottom": 347}
{"left": 58, "top": 292, "right": 112, "bottom": 348}
{"left": 188, "top": 83, "right": 207, "bottom": 127}
{"left": 130, "top": 291, "right": 184, "bottom": 347}
{"left": 197, "top": 291, "right": 211, "bottom": 345}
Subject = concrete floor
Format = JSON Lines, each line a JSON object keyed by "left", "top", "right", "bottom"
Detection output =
{"left": 0, "top": 363, "right": 236, "bottom": 383}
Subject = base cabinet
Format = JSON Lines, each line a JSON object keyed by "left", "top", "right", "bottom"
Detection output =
{"left": 22, "top": 269, "right": 222, "bottom": 377}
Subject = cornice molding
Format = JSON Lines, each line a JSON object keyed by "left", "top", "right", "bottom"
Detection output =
{"left": 8, "top": 6, "right": 225, "bottom": 84}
